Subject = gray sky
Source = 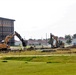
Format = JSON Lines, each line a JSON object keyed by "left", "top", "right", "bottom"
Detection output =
{"left": 0, "top": 0, "right": 76, "bottom": 40}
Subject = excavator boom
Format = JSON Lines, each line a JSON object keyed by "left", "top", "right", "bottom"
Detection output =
{"left": 15, "top": 31, "right": 27, "bottom": 47}
{"left": 4, "top": 33, "right": 15, "bottom": 44}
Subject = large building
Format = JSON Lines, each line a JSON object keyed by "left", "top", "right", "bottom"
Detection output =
{"left": 0, "top": 17, "right": 15, "bottom": 45}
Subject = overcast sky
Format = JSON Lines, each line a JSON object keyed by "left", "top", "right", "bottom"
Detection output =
{"left": 0, "top": 0, "right": 76, "bottom": 40}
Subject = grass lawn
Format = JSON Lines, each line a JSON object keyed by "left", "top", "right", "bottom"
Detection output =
{"left": 0, "top": 56, "right": 76, "bottom": 75}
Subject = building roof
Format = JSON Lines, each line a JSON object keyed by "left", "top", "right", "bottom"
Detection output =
{"left": 0, "top": 17, "right": 15, "bottom": 21}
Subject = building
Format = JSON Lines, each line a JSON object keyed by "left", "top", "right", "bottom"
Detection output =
{"left": 0, "top": 17, "right": 15, "bottom": 45}
{"left": 27, "top": 39, "right": 48, "bottom": 46}
{"left": 15, "top": 40, "right": 22, "bottom": 46}
{"left": 58, "top": 37, "right": 66, "bottom": 43}
{"left": 72, "top": 38, "right": 76, "bottom": 45}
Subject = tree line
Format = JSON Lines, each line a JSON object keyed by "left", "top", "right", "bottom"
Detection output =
{"left": 65, "top": 34, "right": 76, "bottom": 44}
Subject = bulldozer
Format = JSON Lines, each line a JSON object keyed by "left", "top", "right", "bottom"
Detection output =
{"left": 0, "top": 31, "right": 27, "bottom": 50}
{"left": 49, "top": 33, "right": 64, "bottom": 48}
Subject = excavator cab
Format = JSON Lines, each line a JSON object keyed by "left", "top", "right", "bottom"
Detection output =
{"left": 1, "top": 40, "right": 4, "bottom": 43}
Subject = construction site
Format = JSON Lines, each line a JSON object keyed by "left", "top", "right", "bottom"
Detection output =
{"left": 0, "top": 17, "right": 76, "bottom": 55}
{"left": 0, "top": 0, "right": 76, "bottom": 75}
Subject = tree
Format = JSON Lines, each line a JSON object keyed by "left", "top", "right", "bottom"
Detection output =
{"left": 65, "top": 35, "right": 72, "bottom": 44}
{"left": 65, "top": 35, "right": 71, "bottom": 40}
{"left": 66, "top": 39, "right": 72, "bottom": 44}
{"left": 72, "top": 34, "right": 76, "bottom": 39}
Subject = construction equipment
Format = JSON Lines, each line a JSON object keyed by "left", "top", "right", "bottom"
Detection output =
{"left": 0, "top": 33, "right": 15, "bottom": 50}
{"left": 49, "top": 33, "right": 64, "bottom": 48}
{"left": 0, "top": 31, "right": 27, "bottom": 50}
{"left": 15, "top": 31, "right": 27, "bottom": 47}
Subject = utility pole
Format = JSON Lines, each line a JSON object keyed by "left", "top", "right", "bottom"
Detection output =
{"left": 46, "top": 33, "right": 47, "bottom": 46}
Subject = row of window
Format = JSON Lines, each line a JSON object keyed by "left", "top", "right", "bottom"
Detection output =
{"left": 0, "top": 38, "right": 14, "bottom": 42}
{"left": 0, "top": 27, "right": 14, "bottom": 32}
{"left": 0, "top": 20, "right": 13, "bottom": 25}
{"left": 0, "top": 34, "right": 14, "bottom": 39}
{"left": 0, "top": 40, "right": 14, "bottom": 45}
{"left": 0, "top": 32, "right": 14, "bottom": 35}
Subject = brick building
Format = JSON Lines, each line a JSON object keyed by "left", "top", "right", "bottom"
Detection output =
{"left": 0, "top": 17, "right": 15, "bottom": 45}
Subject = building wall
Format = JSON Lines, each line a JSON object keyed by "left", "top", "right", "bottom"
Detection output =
{"left": 0, "top": 18, "right": 15, "bottom": 45}
{"left": 72, "top": 39, "right": 76, "bottom": 45}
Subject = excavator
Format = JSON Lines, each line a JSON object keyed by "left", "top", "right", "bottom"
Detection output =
{"left": 0, "top": 31, "right": 27, "bottom": 50}
{"left": 0, "top": 33, "right": 15, "bottom": 50}
{"left": 49, "top": 33, "right": 64, "bottom": 48}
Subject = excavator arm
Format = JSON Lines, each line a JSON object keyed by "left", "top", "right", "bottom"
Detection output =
{"left": 4, "top": 33, "right": 15, "bottom": 44}
{"left": 50, "top": 33, "right": 64, "bottom": 48}
{"left": 15, "top": 31, "right": 27, "bottom": 47}
{"left": 49, "top": 33, "right": 54, "bottom": 48}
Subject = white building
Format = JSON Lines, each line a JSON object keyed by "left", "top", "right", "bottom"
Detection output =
{"left": 72, "top": 38, "right": 76, "bottom": 45}
{"left": 15, "top": 40, "right": 22, "bottom": 46}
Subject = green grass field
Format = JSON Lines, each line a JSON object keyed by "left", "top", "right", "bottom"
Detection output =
{"left": 0, "top": 56, "right": 76, "bottom": 75}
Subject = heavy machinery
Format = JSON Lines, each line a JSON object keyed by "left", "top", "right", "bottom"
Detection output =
{"left": 49, "top": 33, "right": 64, "bottom": 48}
{"left": 0, "top": 31, "right": 27, "bottom": 50}
{"left": 15, "top": 31, "right": 27, "bottom": 47}
{"left": 0, "top": 33, "right": 15, "bottom": 50}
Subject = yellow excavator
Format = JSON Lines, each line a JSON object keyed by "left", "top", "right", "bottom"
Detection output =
{"left": 0, "top": 31, "right": 27, "bottom": 50}
{"left": 0, "top": 33, "right": 15, "bottom": 50}
{"left": 49, "top": 33, "right": 64, "bottom": 48}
